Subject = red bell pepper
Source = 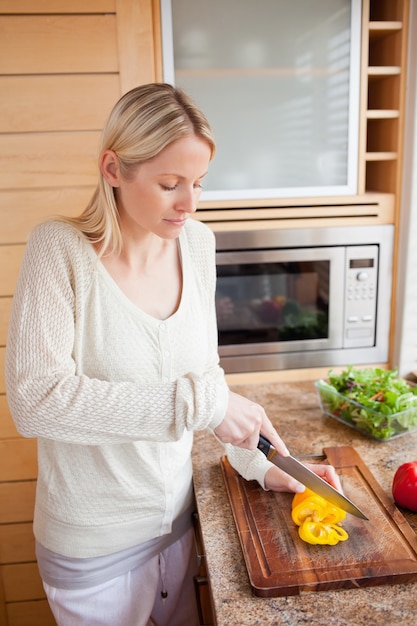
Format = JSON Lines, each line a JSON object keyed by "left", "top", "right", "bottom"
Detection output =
{"left": 392, "top": 462, "right": 417, "bottom": 513}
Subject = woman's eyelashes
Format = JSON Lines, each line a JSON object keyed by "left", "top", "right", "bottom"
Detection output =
{"left": 160, "top": 182, "right": 203, "bottom": 192}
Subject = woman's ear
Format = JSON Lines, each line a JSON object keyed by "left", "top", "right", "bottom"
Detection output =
{"left": 100, "top": 150, "right": 121, "bottom": 187}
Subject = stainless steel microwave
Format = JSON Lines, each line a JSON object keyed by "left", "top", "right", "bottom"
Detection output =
{"left": 214, "top": 224, "right": 394, "bottom": 373}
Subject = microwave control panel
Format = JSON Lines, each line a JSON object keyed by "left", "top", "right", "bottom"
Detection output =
{"left": 343, "top": 245, "right": 379, "bottom": 348}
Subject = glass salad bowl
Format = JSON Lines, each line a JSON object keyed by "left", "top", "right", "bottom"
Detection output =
{"left": 315, "top": 368, "right": 417, "bottom": 442}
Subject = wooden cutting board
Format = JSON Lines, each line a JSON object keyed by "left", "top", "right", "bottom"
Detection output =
{"left": 220, "top": 446, "right": 417, "bottom": 597}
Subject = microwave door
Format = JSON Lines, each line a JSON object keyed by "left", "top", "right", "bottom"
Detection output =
{"left": 216, "top": 247, "right": 345, "bottom": 358}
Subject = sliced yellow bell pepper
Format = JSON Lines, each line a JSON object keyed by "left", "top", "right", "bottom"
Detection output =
{"left": 291, "top": 487, "right": 349, "bottom": 546}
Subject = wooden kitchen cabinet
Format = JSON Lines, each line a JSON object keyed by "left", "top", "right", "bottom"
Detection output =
{"left": 162, "top": 0, "right": 362, "bottom": 201}
{"left": 364, "top": 0, "right": 409, "bottom": 202}
{"left": 158, "top": 0, "right": 409, "bottom": 233}
{"left": 193, "top": 513, "right": 215, "bottom": 626}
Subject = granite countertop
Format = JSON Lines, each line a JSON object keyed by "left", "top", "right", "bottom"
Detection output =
{"left": 192, "top": 380, "right": 417, "bottom": 626}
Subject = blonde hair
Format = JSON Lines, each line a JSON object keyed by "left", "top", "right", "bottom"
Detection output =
{"left": 61, "top": 83, "right": 215, "bottom": 256}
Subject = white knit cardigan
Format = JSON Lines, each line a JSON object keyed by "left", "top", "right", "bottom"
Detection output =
{"left": 6, "top": 218, "right": 271, "bottom": 558}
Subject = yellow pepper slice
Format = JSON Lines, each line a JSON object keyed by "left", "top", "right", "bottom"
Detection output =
{"left": 291, "top": 487, "right": 349, "bottom": 546}
{"left": 298, "top": 521, "right": 349, "bottom": 545}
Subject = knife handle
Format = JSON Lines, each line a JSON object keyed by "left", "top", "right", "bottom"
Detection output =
{"left": 257, "top": 434, "right": 272, "bottom": 457}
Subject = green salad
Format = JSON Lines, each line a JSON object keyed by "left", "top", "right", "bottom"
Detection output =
{"left": 316, "top": 366, "right": 417, "bottom": 440}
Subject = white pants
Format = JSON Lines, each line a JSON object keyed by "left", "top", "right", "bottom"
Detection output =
{"left": 43, "top": 528, "right": 200, "bottom": 626}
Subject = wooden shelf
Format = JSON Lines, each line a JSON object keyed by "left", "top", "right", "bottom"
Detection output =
{"left": 363, "top": 0, "right": 408, "bottom": 203}
{"left": 368, "top": 66, "right": 401, "bottom": 77}
{"left": 368, "top": 21, "right": 402, "bottom": 39}
{"left": 366, "top": 152, "right": 397, "bottom": 161}
{"left": 367, "top": 110, "right": 399, "bottom": 119}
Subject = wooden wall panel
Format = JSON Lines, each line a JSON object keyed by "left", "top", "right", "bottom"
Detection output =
{"left": 0, "top": 247, "right": 25, "bottom": 297}
{"left": 0, "top": 439, "right": 38, "bottom": 481}
{"left": 0, "top": 298, "right": 11, "bottom": 344}
{"left": 0, "top": 189, "right": 93, "bottom": 245}
{"left": 1, "top": 348, "right": 6, "bottom": 394}
{"left": 0, "top": 75, "right": 120, "bottom": 133}
{"left": 0, "top": 15, "right": 119, "bottom": 74}
{"left": 7, "top": 600, "right": 56, "bottom": 626}
{"left": 0, "top": 523, "right": 35, "bottom": 564}
{"left": 0, "top": 578, "right": 7, "bottom": 626}
{"left": 0, "top": 395, "right": 17, "bottom": 439}
{"left": 0, "top": 2, "right": 158, "bottom": 622}
{"left": 1, "top": 132, "right": 101, "bottom": 190}
{"left": 2, "top": 563, "right": 45, "bottom": 602}
{"left": 116, "top": 0, "right": 157, "bottom": 91}
{"left": 0, "top": 0, "right": 115, "bottom": 12}
{"left": 0, "top": 482, "right": 36, "bottom": 524}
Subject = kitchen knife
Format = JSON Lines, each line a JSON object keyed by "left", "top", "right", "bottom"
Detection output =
{"left": 258, "top": 435, "right": 368, "bottom": 519}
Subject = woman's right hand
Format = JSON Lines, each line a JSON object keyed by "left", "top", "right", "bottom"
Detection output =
{"left": 213, "top": 391, "right": 289, "bottom": 455}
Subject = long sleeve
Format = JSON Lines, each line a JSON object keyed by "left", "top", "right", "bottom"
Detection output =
{"left": 224, "top": 444, "right": 273, "bottom": 490}
{"left": 4, "top": 218, "right": 235, "bottom": 557}
{"left": 5, "top": 221, "right": 229, "bottom": 445}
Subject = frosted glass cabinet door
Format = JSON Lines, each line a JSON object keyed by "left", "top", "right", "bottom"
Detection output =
{"left": 161, "top": 0, "right": 361, "bottom": 201}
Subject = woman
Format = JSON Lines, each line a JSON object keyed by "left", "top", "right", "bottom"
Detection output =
{"left": 5, "top": 83, "right": 341, "bottom": 626}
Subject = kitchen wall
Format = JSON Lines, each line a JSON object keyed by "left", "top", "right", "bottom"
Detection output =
{"left": 0, "top": 2, "right": 158, "bottom": 623}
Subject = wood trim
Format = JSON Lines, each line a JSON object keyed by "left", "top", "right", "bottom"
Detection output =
{"left": 196, "top": 191, "right": 394, "bottom": 210}
{"left": 152, "top": 0, "right": 163, "bottom": 81}
{"left": 388, "top": 0, "right": 410, "bottom": 370}
{"left": 195, "top": 196, "right": 395, "bottom": 225}
{"left": 207, "top": 216, "right": 396, "bottom": 233}
{"left": 203, "top": 215, "right": 394, "bottom": 233}
{"left": 115, "top": 0, "right": 158, "bottom": 92}
{"left": 358, "top": 0, "right": 371, "bottom": 194}
{"left": 225, "top": 363, "right": 389, "bottom": 386}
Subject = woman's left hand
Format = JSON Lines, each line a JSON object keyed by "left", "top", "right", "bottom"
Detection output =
{"left": 264, "top": 462, "right": 343, "bottom": 494}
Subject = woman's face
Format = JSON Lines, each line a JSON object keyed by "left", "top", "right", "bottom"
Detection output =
{"left": 102, "top": 135, "right": 212, "bottom": 239}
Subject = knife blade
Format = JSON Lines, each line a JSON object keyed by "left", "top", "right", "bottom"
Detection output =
{"left": 258, "top": 435, "right": 368, "bottom": 519}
